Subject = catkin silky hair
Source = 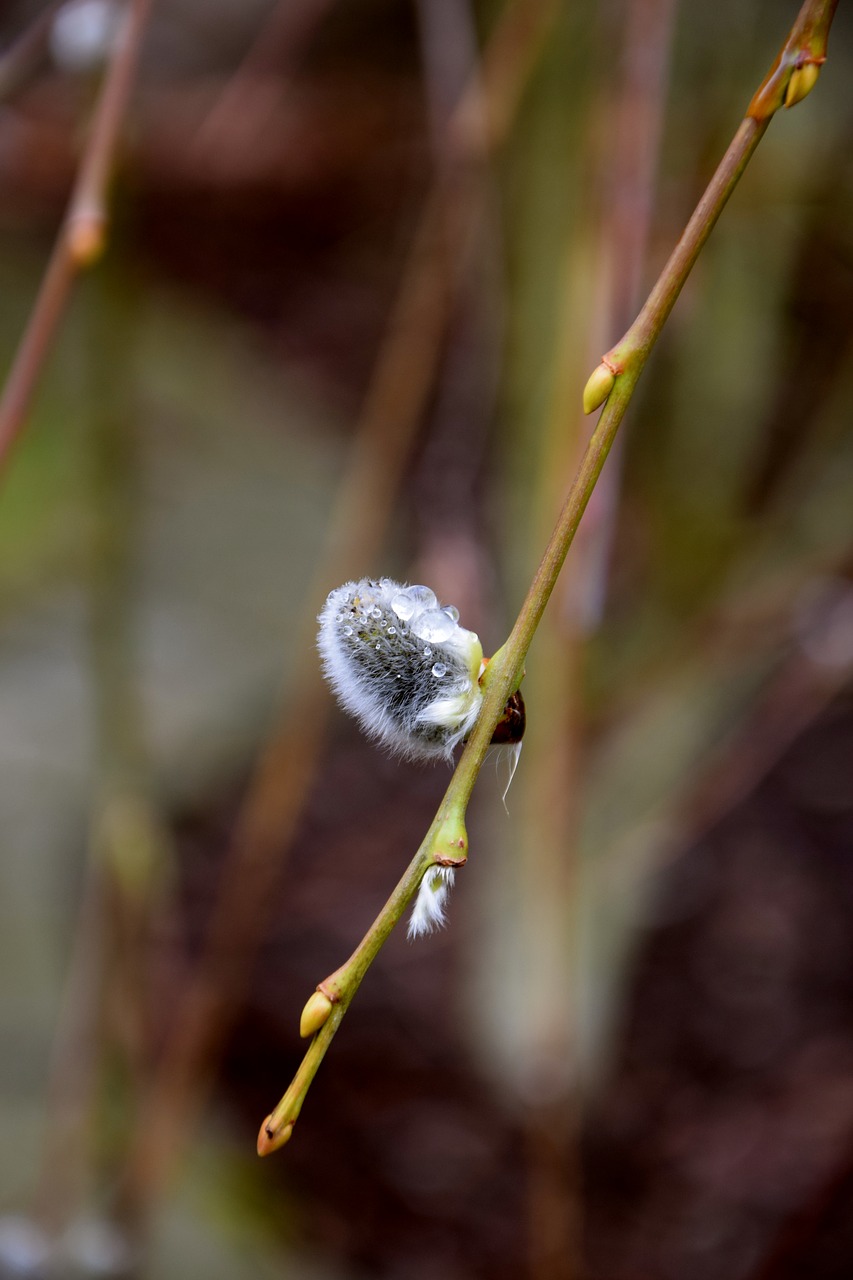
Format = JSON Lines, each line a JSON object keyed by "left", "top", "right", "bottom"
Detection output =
{"left": 317, "top": 578, "right": 486, "bottom": 762}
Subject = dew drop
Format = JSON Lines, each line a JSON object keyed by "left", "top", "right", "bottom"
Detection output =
{"left": 343, "top": 625, "right": 353, "bottom": 636}
{"left": 390, "top": 593, "right": 414, "bottom": 620}
{"left": 371, "top": 605, "right": 382, "bottom": 619}
{"left": 387, "top": 626, "right": 397, "bottom": 635}
{"left": 443, "top": 605, "right": 459, "bottom": 624}
{"left": 411, "top": 609, "right": 455, "bottom": 644}
{"left": 423, "top": 647, "right": 432, "bottom": 659}
{"left": 431, "top": 662, "right": 447, "bottom": 678}
{"left": 406, "top": 585, "right": 438, "bottom": 610}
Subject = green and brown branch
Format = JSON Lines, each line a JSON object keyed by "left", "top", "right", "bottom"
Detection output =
{"left": 258, "top": 0, "right": 838, "bottom": 1156}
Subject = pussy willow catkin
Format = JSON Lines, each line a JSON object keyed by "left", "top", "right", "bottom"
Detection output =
{"left": 317, "top": 578, "right": 484, "bottom": 762}
{"left": 318, "top": 578, "right": 525, "bottom": 937}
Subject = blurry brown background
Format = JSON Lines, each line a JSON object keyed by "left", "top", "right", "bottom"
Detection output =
{"left": 0, "top": 0, "right": 852, "bottom": 1277}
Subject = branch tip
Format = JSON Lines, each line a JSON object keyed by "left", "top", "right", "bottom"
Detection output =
{"left": 257, "top": 1118, "right": 293, "bottom": 1158}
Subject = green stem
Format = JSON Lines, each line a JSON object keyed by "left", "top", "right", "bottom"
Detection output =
{"left": 258, "top": 808, "right": 466, "bottom": 1154}
{"left": 612, "top": 119, "right": 768, "bottom": 368}
{"left": 258, "top": 0, "right": 839, "bottom": 1155}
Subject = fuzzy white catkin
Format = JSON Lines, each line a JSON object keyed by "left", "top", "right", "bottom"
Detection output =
{"left": 317, "top": 578, "right": 484, "bottom": 762}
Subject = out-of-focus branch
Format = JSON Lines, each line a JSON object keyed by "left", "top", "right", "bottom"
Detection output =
{"left": 0, "top": 0, "right": 152, "bottom": 476}
{"left": 0, "top": 0, "right": 64, "bottom": 101}
{"left": 452, "top": 0, "right": 557, "bottom": 160}
{"left": 34, "top": 274, "right": 168, "bottom": 1250}
{"left": 513, "top": 1, "right": 679, "bottom": 1275}
{"left": 601, "top": 552, "right": 853, "bottom": 889}
{"left": 119, "top": 0, "right": 556, "bottom": 1209}
{"left": 193, "top": 0, "right": 336, "bottom": 165}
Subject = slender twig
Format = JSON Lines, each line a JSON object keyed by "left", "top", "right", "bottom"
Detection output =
{"left": 0, "top": 0, "right": 152, "bottom": 475}
{"left": 257, "top": 0, "right": 839, "bottom": 1155}
{"left": 0, "top": 0, "right": 64, "bottom": 102}
{"left": 193, "top": 0, "right": 335, "bottom": 160}
{"left": 515, "top": 2, "right": 679, "bottom": 1274}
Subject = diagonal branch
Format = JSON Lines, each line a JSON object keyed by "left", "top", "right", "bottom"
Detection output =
{"left": 0, "top": 0, "right": 153, "bottom": 475}
{"left": 257, "top": 0, "right": 840, "bottom": 1156}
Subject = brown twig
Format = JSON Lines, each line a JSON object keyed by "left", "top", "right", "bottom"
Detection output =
{"left": 193, "top": 0, "right": 335, "bottom": 161}
{"left": 0, "top": 0, "right": 65, "bottom": 102}
{"left": 0, "top": 0, "right": 152, "bottom": 475}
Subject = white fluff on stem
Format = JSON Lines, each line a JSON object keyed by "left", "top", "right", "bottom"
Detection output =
{"left": 407, "top": 866, "right": 456, "bottom": 939}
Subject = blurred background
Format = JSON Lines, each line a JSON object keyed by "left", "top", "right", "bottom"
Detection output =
{"left": 0, "top": 0, "right": 852, "bottom": 1276}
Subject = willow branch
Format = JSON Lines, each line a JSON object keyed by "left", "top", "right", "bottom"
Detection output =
{"left": 258, "top": 0, "right": 838, "bottom": 1155}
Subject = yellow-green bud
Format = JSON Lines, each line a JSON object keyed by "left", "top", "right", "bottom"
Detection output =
{"left": 582, "top": 362, "right": 616, "bottom": 414}
{"left": 784, "top": 61, "right": 821, "bottom": 108}
{"left": 299, "top": 990, "right": 333, "bottom": 1038}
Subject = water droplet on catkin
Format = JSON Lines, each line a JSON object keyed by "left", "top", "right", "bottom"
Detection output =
{"left": 406, "top": 585, "right": 438, "bottom": 610}
{"left": 391, "top": 593, "right": 415, "bottom": 621}
{"left": 411, "top": 610, "right": 455, "bottom": 644}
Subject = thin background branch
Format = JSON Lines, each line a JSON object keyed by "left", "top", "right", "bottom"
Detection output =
{"left": 0, "top": 0, "right": 152, "bottom": 474}
{"left": 117, "top": 0, "right": 556, "bottom": 1222}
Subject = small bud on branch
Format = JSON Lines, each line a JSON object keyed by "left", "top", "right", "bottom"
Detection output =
{"left": 784, "top": 58, "right": 822, "bottom": 106}
{"left": 299, "top": 991, "right": 333, "bottom": 1039}
{"left": 582, "top": 361, "right": 617, "bottom": 415}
